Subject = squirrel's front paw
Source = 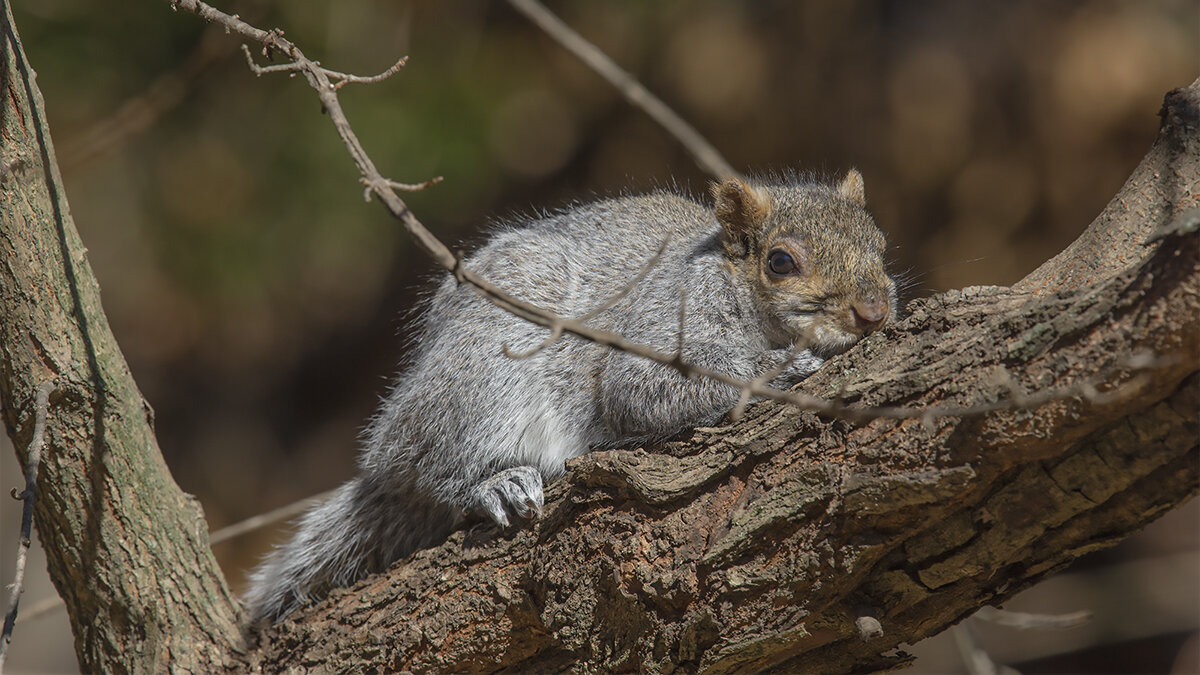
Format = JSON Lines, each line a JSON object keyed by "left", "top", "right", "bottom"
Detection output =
{"left": 763, "top": 348, "right": 825, "bottom": 389}
{"left": 470, "top": 466, "right": 544, "bottom": 527}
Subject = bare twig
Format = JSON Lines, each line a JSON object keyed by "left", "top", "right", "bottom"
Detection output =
{"left": 210, "top": 489, "right": 338, "bottom": 545}
{"left": 241, "top": 45, "right": 407, "bottom": 90}
{"left": 168, "top": 0, "right": 1177, "bottom": 429}
{"left": 17, "top": 486, "right": 342, "bottom": 623}
{"left": 505, "top": 0, "right": 740, "bottom": 181}
{"left": 953, "top": 623, "right": 1020, "bottom": 675}
{"left": 673, "top": 288, "right": 688, "bottom": 374}
{"left": 994, "top": 369, "right": 1031, "bottom": 408}
{"left": 240, "top": 48, "right": 304, "bottom": 76}
{"left": 730, "top": 342, "right": 805, "bottom": 422}
{"left": 730, "top": 324, "right": 821, "bottom": 421}
{"left": 578, "top": 237, "right": 671, "bottom": 323}
{"left": 0, "top": 380, "right": 54, "bottom": 673}
{"left": 502, "top": 324, "right": 563, "bottom": 360}
{"left": 324, "top": 56, "right": 408, "bottom": 90}
{"left": 362, "top": 177, "right": 444, "bottom": 202}
{"left": 973, "top": 606, "right": 1093, "bottom": 631}
{"left": 503, "top": 236, "right": 670, "bottom": 359}
{"left": 381, "top": 176, "right": 442, "bottom": 192}
{"left": 61, "top": 18, "right": 239, "bottom": 171}
{"left": 5, "top": 597, "right": 57, "bottom": 626}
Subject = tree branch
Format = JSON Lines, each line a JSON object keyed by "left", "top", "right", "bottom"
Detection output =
{"left": 59, "top": 13, "right": 243, "bottom": 171}
{"left": 505, "top": 0, "right": 740, "bottom": 181}
{"left": 0, "top": 4, "right": 243, "bottom": 672}
{"left": 0, "top": 379, "right": 52, "bottom": 673}
{"left": 249, "top": 82, "right": 1199, "bottom": 673}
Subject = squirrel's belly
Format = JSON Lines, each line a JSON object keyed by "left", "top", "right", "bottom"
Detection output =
{"left": 513, "top": 399, "right": 590, "bottom": 479}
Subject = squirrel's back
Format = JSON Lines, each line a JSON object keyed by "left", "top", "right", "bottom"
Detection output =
{"left": 470, "top": 190, "right": 717, "bottom": 308}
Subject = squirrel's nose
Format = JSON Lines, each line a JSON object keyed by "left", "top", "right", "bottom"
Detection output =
{"left": 851, "top": 297, "right": 889, "bottom": 334}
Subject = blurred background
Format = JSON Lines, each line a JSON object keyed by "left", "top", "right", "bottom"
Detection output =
{"left": 1, "top": 0, "right": 1197, "bottom": 672}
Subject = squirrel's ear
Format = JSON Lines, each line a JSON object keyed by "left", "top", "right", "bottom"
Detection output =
{"left": 712, "top": 178, "right": 770, "bottom": 258}
{"left": 838, "top": 168, "right": 866, "bottom": 206}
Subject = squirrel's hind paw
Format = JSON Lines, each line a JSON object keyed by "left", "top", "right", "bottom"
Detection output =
{"left": 470, "top": 466, "right": 545, "bottom": 527}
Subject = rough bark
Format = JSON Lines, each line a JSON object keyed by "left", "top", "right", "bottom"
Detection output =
{"left": 0, "top": 5, "right": 243, "bottom": 673}
{"left": 250, "top": 81, "right": 1199, "bottom": 673}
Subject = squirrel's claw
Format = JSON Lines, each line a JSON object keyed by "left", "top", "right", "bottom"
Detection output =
{"left": 475, "top": 489, "right": 510, "bottom": 528}
{"left": 471, "top": 466, "right": 544, "bottom": 527}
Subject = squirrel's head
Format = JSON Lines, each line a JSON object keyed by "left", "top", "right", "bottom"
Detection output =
{"left": 712, "top": 169, "right": 897, "bottom": 356}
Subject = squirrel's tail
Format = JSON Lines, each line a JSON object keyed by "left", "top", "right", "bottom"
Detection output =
{"left": 243, "top": 474, "right": 454, "bottom": 624}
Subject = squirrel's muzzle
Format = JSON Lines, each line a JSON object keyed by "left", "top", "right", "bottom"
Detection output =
{"left": 851, "top": 296, "right": 889, "bottom": 335}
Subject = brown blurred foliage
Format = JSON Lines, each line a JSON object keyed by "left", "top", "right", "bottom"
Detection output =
{"left": 1, "top": 1, "right": 1196, "bottom": 672}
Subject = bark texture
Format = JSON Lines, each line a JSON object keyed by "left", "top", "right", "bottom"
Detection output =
{"left": 251, "top": 81, "right": 1199, "bottom": 673}
{"left": 0, "top": 5, "right": 243, "bottom": 673}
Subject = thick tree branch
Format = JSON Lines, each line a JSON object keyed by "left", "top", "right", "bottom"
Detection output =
{"left": 1017, "top": 81, "right": 1200, "bottom": 295}
{"left": 250, "top": 81, "right": 1199, "bottom": 673}
{"left": 0, "top": 4, "right": 242, "bottom": 672}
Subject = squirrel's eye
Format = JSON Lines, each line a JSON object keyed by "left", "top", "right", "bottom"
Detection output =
{"left": 767, "top": 250, "right": 795, "bottom": 276}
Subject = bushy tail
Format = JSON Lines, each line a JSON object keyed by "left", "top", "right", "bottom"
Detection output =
{"left": 243, "top": 475, "right": 455, "bottom": 624}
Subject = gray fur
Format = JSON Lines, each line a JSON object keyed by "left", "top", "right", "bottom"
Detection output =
{"left": 244, "top": 174, "right": 896, "bottom": 624}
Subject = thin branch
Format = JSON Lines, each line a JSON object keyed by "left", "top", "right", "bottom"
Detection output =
{"left": 362, "top": 176, "right": 444, "bottom": 202}
{"left": 0, "top": 380, "right": 53, "bottom": 673}
{"left": 17, "top": 486, "right": 343, "bottom": 623}
{"left": 381, "top": 176, "right": 442, "bottom": 192}
{"left": 4, "top": 597, "right": 57, "bottom": 625}
{"left": 503, "top": 236, "right": 670, "bottom": 360}
{"left": 240, "top": 48, "right": 304, "bottom": 76}
{"left": 973, "top": 606, "right": 1093, "bottom": 631}
{"left": 732, "top": 323, "right": 822, "bottom": 421}
{"left": 953, "top": 622, "right": 1019, "bottom": 675}
{"left": 730, "top": 342, "right": 804, "bottom": 421}
{"left": 61, "top": 18, "right": 239, "bottom": 171}
{"left": 579, "top": 236, "right": 671, "bottom": 322}
{"left": 994, "top": 369, "right": 1031, "bottom": 408}
{"left": 673, "top": 288, "right": 688, "bottom": 375}
{"left": 505, "top": 0, "right": 740, "bottom": 181}
{"left": 240, "top": 45, "right": 407, "bottom": 90}
{"left": 325, "top": 56, "right": 408, "bottom": 90}
{"left": 210, "top": 489, "right": 339, "bottom": 545}
{"left": 503, "top": 325, "right": 563, "bottom": 361}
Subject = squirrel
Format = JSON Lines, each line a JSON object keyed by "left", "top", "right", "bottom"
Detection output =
{"left": 244, "top": 170, "right": 897, "bottom": 624}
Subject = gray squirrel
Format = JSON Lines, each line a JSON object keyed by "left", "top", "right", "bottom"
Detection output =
{"left": 244, "top": 170, "right": 897, "bottom": 624}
